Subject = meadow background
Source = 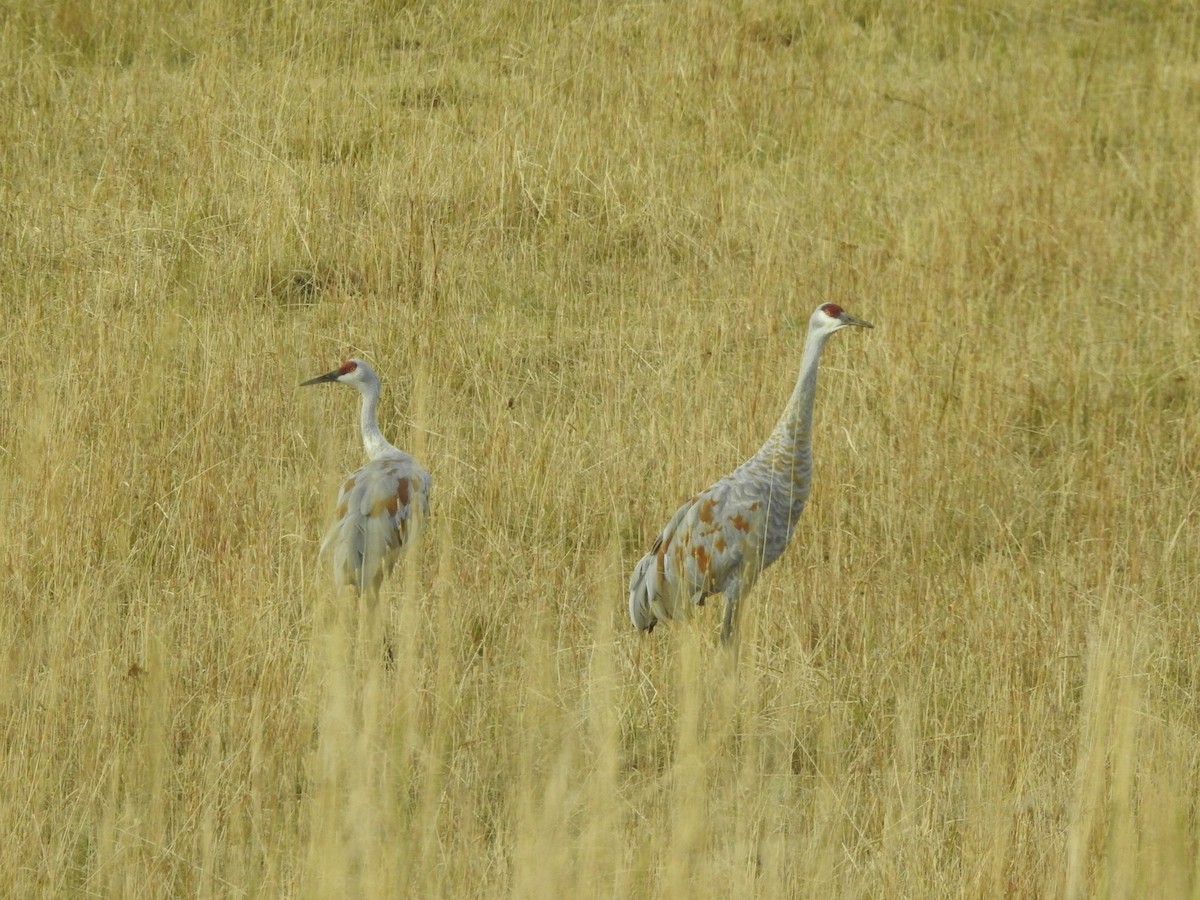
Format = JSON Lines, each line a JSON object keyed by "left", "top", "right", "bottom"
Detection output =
{"left": 2, "top": 0, "right": 1198, "bottom": 895}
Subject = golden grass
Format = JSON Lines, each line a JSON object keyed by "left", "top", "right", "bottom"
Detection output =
{"left": 2, "top": 0, "right": 1198, "bottom": 895}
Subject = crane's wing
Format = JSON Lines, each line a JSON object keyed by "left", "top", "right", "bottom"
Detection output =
{"left": 629, "top": 477, "right": 766, "bottom": 630}
{"left": 320, "top": 455, "right": 432, "bottom": 594}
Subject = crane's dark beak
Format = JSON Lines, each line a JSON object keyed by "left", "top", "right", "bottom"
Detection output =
{"left": 841, "top": 312, "right": 874, "bottom": 329}
{"left": 300, "top": 369, "right": 341, "bottom": 387}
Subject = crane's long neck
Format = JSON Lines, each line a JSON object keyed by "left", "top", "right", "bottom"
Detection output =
{"left": 357, "top": 381, "right": 398, "bottom": 460}
{"left": 754, "top": 327, "right": 830, "bottom": 472}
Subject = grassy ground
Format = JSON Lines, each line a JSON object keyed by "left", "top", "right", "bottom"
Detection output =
{"left": 2, "top": 0, "right": 1198, "bottom": 895}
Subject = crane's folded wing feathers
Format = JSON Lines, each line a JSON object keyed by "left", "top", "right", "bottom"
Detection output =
{"left": 320, "top": 455, "right": 430, "bottom": 593}
{"left": 629, "top": 478, "right": 762, "bottom": 629}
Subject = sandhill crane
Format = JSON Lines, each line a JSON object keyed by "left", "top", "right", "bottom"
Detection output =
{"left": 302, "top": 359, "right": 431, "bottom": 600}
{"left": 628, "top": 303, "right": 872, "bottom": 644}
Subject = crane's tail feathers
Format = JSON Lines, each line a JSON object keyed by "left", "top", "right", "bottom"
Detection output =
{"left": 628, "top": 553, "right": 660, "bottom": 633}
{"left": 322, "top": 514, "right": 406, "bottom": 594}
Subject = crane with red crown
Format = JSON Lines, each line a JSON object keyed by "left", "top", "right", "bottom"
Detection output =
{"left": 302, "top": 359, "right": 432, "bottom": 604}
{"left": 628, "top": 303, "right": 873, "bottom": 644}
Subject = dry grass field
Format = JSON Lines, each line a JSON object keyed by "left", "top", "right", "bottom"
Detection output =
{"left": 2, "top": 0, "right": 1199, "bottom": 895}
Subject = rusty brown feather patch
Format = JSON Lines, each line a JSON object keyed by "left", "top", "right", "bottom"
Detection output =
{"left": 370, "top": 495, "right": 401, "bottom": 518}
{"left": 730, "top": 513, "right": 751, "bottom": 532}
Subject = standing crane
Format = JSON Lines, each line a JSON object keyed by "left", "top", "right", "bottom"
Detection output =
{"left": 302, "top": 359, "right": 432, "bottom": 601}
{"left": 628, "top": 303, "right": 872, "bottom": 644}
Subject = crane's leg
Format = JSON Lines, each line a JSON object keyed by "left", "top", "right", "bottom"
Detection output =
{"left": 719, "top": 570, "right": 755, "bottom": 648}
{"left": 367, "top": 575, "right": 400, "bottom": 669}
{"left": 357, "top": 586, "right": 394, "bottom": 669}
{"left": 720, "top": 587, "right": 740, "bottom": 646}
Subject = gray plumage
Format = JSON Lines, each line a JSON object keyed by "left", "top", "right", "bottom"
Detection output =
{"left": 303, "top": 359, "right": 431, "bottom": 597}
{"left": 629, "top": 303, "right": 872, "bottom": 643}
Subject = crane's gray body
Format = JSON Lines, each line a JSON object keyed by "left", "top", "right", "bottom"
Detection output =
{"left": 628, "top": 305, "right": 871, "bottom": 643}
{"left": 304, "top": 359, "right": 431, "bottom": 598}
{"left": 320, "top": 449, "right": 431, "bottom": 596}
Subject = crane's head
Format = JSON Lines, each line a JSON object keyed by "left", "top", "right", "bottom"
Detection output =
{"left": 301, "top": 358, "right": 380, "bottom": 391}
{"left": 813, "top": 303, "right": 874, "bottom": 334}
